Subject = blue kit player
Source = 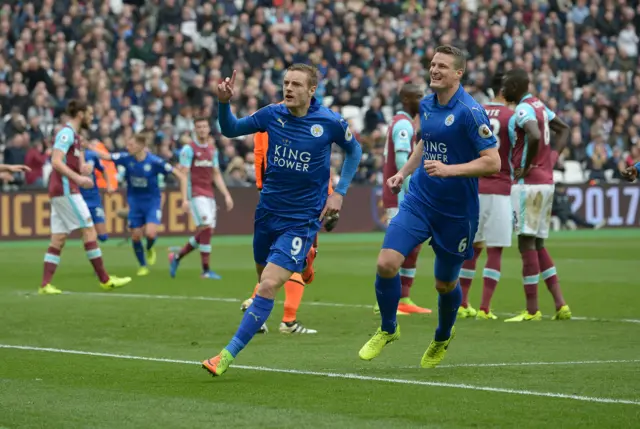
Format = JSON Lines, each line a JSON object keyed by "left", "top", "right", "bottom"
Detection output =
{"left": 358, "top": 45, "right": 501, "bottom": 368}
{"left": 80, "top": 145, "right": 113, "bottom": 243}
{"left": 94, "top": 134, "right": 188, "bottom": 276}
{"left": 202, "top": 64, "right": 362, "bottom": 377}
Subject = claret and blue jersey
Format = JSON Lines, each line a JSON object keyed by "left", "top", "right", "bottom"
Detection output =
{"left": 218, "top": 97, "right": 362, "bottom": 272}
{"left": 110, "top": 151, "right": 174, "bottom": 228}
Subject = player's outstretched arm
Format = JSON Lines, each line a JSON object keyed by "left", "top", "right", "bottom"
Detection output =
{"left": 0, "top": 164, "right": 30, "bottom": 173}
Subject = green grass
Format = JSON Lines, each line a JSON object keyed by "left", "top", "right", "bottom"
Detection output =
{"left": 0, "top": 230, "right": 639, "bottom": 428}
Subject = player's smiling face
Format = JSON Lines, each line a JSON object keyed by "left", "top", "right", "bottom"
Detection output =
{"left": 282, "top": 70, "right": 316, "bottom": 109}
{"left": 429, "top": 53, "right": 462, "bottom": 90}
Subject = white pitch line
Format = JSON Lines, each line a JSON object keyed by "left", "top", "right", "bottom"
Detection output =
{"left": 39, "top": 291, "right": 640, "bottom": 324}
{"left": 0, "top": 344, "right": 638, "bottom": 406}
{"left": 437, "top": 359, "right": 640, "bottom": 368}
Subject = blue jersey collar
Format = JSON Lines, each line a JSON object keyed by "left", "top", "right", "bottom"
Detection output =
{"left": 433, "top": 84, "right": 464, "bottom": 109}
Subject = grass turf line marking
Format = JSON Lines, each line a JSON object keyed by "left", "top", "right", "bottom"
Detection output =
{"left": 433, "top": 359, "right": 640, "bottom": 368}
{"left": 27, "top": 291, "right": 640, "bottom": 324}
{"left": 0, "top": 344, "right": 638, "bottom": 406}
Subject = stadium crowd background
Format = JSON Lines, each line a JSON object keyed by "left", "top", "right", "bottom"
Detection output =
{"left": 1, "top": 0, "right": 640, "bottom": 191}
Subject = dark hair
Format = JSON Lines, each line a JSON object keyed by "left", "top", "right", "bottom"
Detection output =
{"left": 65, "top": 99, "right": 88, "bottom": 117}
{"left": 504, "top": 68, "right": 530, "bottom": 94}
{"left": 193, "top": 116, "right": 209, "bottom": 125}
{"left": 435, "top": 45, "right": 466, "bottom": 72}
{"left": 285, "top": 63, "right": 319, "bottom": 88}
{"left": 491, "top": 72, "right": 505, "bottom": 97}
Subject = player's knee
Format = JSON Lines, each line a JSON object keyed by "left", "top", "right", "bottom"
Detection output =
{"left": 51, "top": 234, "right": 66, "bottom": 249}
{"left": 376, "top": 252, "right": 402, "bottom": 278}
{"left": 535, "top": 238, "right": 545, "bottom": 251}
{"left": 435, "top": 279, "right": 457, "bottom": 294}
{"left": 257, "top": 277, "right": 280, "bottom": 299}
{"left": 82, "top": 227, "right": 97, "bottom": 243}
{"left": 131, "top": 229, "right": 144, "bottom": 241}
{"left": 518, "top": 236, "right": 536, "bottom": 253}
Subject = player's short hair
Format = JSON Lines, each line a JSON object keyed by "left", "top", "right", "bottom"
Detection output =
{"left": 491, "top": 72, "right": 505, "bottom": 97}
{"left": 132, "top": 134, "right": 147, "bottom": 146}
{"left": 504, "top": 68, "right": 530, "bottom": 94}
{"left": 285, "top": 63, "right": 319, "bottom": 88}
{"left": 435, "top": 45, "right": 466, "bottom": 72}
{"left": 66, "top": 99, "right": 89, "bottom": 117}
{"left": 193, "top": 116, "right": 209, "bottom": 125}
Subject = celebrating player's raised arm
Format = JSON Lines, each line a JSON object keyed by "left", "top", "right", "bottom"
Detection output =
{"left": 217, "top": 70, "right": 270, "bottom": 138}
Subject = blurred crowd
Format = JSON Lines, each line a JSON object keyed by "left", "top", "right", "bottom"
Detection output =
{"left": 1, "top": 0, "right": 640, "bottom": 190}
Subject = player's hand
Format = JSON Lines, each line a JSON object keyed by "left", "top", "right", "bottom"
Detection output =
{"left": 5, "top": 164, "right": 31, "bottom": 173}
{"left": 387, "top": 174, "right": 404, "bottom": 195}
{"left": 319, "top": 192, "right": 343, "bottom": 221}
{"left": 424, "top": 160, "right": 453, "bottom": 177}
{"left": 80, "top": 163, "right": 93, "bottom": 176}
{"left": 324, "top": 213, "right": 340, "bottom": 232}
{"left": 224, "top": 194, "right": 234, "bottom": 211}
{"left": 181, "top": 199, "right": 190, "bottom": 213}
{"left": 106, "top": 184, "right": 115, "bottom": 194}
{"left": 513, "top": 166, "right": 531, "bottom": 180}
{"left": 217, "top": 70, "right": 236, "bottom": 103}
{"left": 621, "top": 166, "right": 639, "bottom": 182}
{"left": 76, "top": 176, "right": 93, "bottom": 189}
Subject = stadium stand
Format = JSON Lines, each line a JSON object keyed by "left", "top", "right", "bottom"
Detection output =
{"left": 0, "top": 0, "right": 639, "bottom": 190}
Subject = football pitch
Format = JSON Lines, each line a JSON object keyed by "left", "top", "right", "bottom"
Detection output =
{"left": 0, "top": 229, "right": 638, "bottom": 428}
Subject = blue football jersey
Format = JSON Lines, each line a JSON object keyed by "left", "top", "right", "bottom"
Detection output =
{"left": 111, "top": 152, "right": 173, "bottom": 201}
{"left": 80, "top": 149, "right": 103, "bottom": 206}
{"left": 222, "top": 98, "right": 360, "bottom": 220}
{"left": 407, "top": 85, "right": 497, "bottom": 220}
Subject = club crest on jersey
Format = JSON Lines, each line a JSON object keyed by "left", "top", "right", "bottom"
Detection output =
{"left": 445, "top": 114, "right": 455, "bottom": 126}
{"left": 478, "top": 124, "right": 493, "bottom": 138}
{"left": 398, "top": 129, "right": 409, "bottom": 139}
{"left": 310, "top": 124, "right": 324, "bottom": 137}
{"left": 345, "top": 127, "right": 353, "bottom": 141}
{"left": 144, "top": 164, "right": 151, "bottom": 172}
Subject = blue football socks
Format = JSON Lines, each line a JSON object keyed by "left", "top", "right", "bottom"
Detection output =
{"left": 132, "top": 240, "right": 146, "bottom": 267}
{"left": 224, "top": 295, "right": 275, "bottom": 358}
{"left": 375, "top": 273, "right": 401, "bottom": 334}
{"left": 435, "top": 282, "right": 462, "bottom": 341}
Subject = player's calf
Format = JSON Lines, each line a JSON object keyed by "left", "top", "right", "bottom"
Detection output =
{"left": 40, "top": 234, "right": 67, "bottom": 293}
{"left": 459, "top": 245, "right": 482, "bottom": 313}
